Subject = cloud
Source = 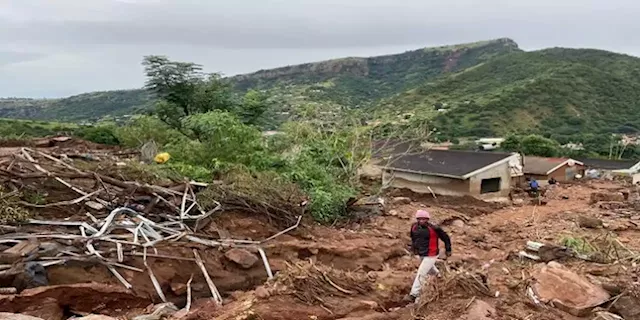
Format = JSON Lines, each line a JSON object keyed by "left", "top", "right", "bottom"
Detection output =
{"left": 1, "top": 0, "right": 639, "bottom": 97}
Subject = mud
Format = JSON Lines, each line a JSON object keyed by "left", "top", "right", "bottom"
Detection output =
{"left": 0, "top": 138, "right": 639, "bottom": 319}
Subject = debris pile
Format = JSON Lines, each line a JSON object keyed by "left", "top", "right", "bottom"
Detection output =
{"left": 0, "top": 147, "right": 302, "bottom": 313}
{"left": 417, "top": 263, "right": 492, "bottom": 307}
{"left": 271, "top": 261, "right": 375, "bottom": 307}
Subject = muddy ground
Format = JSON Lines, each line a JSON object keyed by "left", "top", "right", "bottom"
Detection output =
{"left": 0, "top": 138, "right": 639, "bottom": 320}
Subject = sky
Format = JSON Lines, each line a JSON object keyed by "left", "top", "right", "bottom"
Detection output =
{"left": 1, "top": 0, "right": 639, "bottom": 98}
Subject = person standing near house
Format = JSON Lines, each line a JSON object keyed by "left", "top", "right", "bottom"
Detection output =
{"left": 405, "top": 209, "right": 452, "bottom": 303}
{"left": 526, "top": 177, "right": 540, "bottom": 197}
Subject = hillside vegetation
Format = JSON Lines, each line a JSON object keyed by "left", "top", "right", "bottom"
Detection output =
{"left": 0, "top": 90, "right": 152, "bottom": 121}
{"left": 0, "top": 38, "right": 518, "bottom": 123}
{"left": 383, "top": 48, "right": 640, "bottom": 140}
{"left": 2, "top": 38, "right": 640, "bottom": 145}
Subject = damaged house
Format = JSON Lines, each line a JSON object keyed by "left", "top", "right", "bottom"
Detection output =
{"left": 576, "top": 157, "right": 640, "bottom": 182}
{"left": 382, "top": 150, "right": 523, "bottom": 200}
{"left": 522, "top": 156, "right": 585, "bottom": 184}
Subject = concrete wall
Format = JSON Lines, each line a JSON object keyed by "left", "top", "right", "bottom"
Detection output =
{"left": 518, "top": 164, "right": 586, "bottom": 186}
{"left": 382, "top": 161, "right": 512, "bottom": 200}
{"left": 382, "top": 170, "right": 470, "bottom": 196}
{"left": 548, "top": 164, "right": 585, "bottom": 181}
{"left": 467, "top": 161, "right": 512, "bottom": 200}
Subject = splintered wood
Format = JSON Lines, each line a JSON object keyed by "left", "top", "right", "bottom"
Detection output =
{"left": 0, "top": 146, "right": 303, "bottom": 297}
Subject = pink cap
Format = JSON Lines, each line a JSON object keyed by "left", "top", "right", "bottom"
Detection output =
{"left": 416, "top": 210, "right": 430, "bottom": 219}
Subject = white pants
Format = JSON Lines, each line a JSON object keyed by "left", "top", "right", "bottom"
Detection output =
{"left": 410, "top": 256, "right": 439, "bottom": 297}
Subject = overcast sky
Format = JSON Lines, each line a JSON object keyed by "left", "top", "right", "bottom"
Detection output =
{"left": 1, "top": 0, "right": 639, "bottom": 98}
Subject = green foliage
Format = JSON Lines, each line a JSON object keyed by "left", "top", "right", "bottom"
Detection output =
{"left": 75, "top": 126, "right": 120, "bottom": 145}
{"left": 501, "top": 134, "right": 560, "bottom": 157}
{"left": 0, "top": 118, "right": 77, "bottom": 139}
{"left": 143, "top": 56, "right": 238, "bottom": 128}
{"left": 115, "top": 116, "right": 185, "bottom": 148}
{"left": 174, "top": 111, "right": 269, "bottom": 169}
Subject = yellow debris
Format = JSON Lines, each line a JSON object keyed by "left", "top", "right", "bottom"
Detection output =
{"left": 154, "top": 152, "right": 171, "bottom": 164}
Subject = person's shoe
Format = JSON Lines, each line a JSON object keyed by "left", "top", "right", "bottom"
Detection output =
{"left": 403, "top": 294, "right": 417, "bottom": 303}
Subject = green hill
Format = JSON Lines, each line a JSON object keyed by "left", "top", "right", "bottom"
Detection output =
{"left": 378, "top": 48, "right": 640, "bottom": 139}
{"left": 0, "top": 38, "right": 517, "bottom": 123}
{"left": 0, "top": 89, "right": 152, "bottom": 121}
{"left": 3, "top": 38, "right": 640, "bottom": 142}
{"left": 232, "top": 38, "right": 519, "bottom": 110}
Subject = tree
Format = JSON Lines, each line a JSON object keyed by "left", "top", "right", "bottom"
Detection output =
{"left": 142, "top": 55, "right": 203, "bottom": 119}
{"left": 142, "top": 56, "right": 236, "bottom": 129}
{"left": 239, "top": 90, "right": 270, "bottom": 126}
{"left": 501, "top": 135, "right": 522, "bottom": 152}
{"left": 520, "top": 135, "right": 560, "bottom": 157}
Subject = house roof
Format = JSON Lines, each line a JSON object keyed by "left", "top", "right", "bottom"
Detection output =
{"left": 524, "top": 157, "right": 584, "bottom": 175}
{"left": 575, "top": 158, "right": 639, "bottom": 170}
{"left": 384, "top": 149, "right": 517, "bottom": 179}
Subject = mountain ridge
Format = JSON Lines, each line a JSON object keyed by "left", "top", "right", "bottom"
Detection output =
{"left": 2, "top": 37, "right": 640, "bottom": 143}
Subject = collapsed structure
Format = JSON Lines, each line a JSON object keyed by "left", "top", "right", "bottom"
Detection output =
{"left": 381, "top": 150, "right": 523, "bottom": 201}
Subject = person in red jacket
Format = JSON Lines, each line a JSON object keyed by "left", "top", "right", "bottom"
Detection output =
{"left": 405, "top": 209, "right": 452, "bottom": 303}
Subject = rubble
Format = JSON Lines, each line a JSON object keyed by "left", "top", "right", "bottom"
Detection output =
{"left": 577, "top": 215, "right": 604, "bottom": 229}
{"left": 224, "top": 249, "right": 260, "bottom": 269}
{"left": 612, "top": 296, "right": 640, "bottom": 320}
{"left": 590, "top": 192, "right": 625, "bottom": 204}
{"left": 0, "top": 138, "right": 638, "bottom": 320}
{"left": 462, "top": 299, "right": 496, "bottom": 320}
{"left": 531, "top": 262, "right": 610, "bottom": 316}
{"left": 391, "top": 197, "right": 411, "bottom": 205}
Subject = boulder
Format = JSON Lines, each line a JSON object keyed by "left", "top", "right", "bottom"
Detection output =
{"left": 577, "top": 216, "right": 603, "bottom": 229}
{"left": 170, "top": 282, "right": 188, "bottom": 295}
{"left": 590, "top": 192, "right": 625, "bottom": 204}
{"left": 461, "top": 299, "right": 496, "bottom": 320}
{"left": 224, "top": 248, "right": 259, "bottom": 269}
{"left": 20, "top": 297, "right": 63, "bottom": 320}
{"left": 532, "top": 262, "right": 610, "bottom": 316}
{"left": 451, "top": 220, "right": 466, "bottom": 228}
{"left": 612, "top": 296, "right": 640, "bottom": 320}
{"left": 254, "top": 286, "right": 270, "bottom": 299}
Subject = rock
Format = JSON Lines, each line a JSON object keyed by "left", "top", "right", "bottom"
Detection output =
{"left": 390, "top": 197, "right": 411, "bottom": 205}
{"left": 512, "top": 198, "right": 525, "bottom": 205}
{"left": 590, "top": 192, "right": 625, "bottom": 204}
{"left": 75, "top": 316, "right": 119, "bottom": 320}
{"left": 0, "top": 313, "right": 44, "bottom": 320}
{"left": 598, "top": 201, "right": 627, "bottom": 210}
{"left": 225, "top": 248, "right": 259, "bottom": 269}
{"left": 451, "top": 220, "right": 466, "bottom": 228}
{"left": 254, "top": 286, "right": 270, "bottom": 299}
{"left": 532, "top": 261, "right": 610, "bottom": 316}
{"left": 170, "top": 282, "right": 187, "bottom": 295}
{"left": 85, "top": 201, "right": 105, "bottom": 211}
{"left": 387, "top": 210, "right": 399, "bottom": 216}
{"left": 612, "top": 296, "right": 640, "bottom": 320}
{"left": 577, "top": 216, "right": 603, "bottom": 229}
{"left": 461, "top": 300, "right": 495, "bottom": 320}
{"left": 21, "top": 297, "right": 63, "bottom": 320}
{"left": 8, "top": 262, "right": 48, "bottom": 292}
{"left": 337, "top": 313, "right": 399, "bottom": 320}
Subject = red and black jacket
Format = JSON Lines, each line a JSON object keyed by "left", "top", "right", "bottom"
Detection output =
{"left": 410, "top": 223, "right": 452, "bottom": 257}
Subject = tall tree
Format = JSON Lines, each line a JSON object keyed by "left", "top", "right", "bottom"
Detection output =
{"left": 142, "top": 56, "right": 237, "bottom": 129}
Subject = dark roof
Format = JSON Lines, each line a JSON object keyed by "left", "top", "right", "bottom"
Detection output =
{"left": 575, "top": 158, "right": 639, "bottom": 170}
{"left": 385, "top": 149, "right": 516, "bottom": 179}
{"left": 524, "top": 156, "right": 583, "bottom": 175}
